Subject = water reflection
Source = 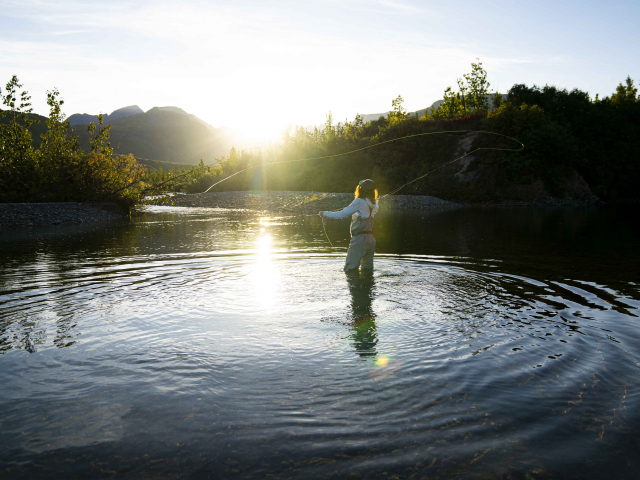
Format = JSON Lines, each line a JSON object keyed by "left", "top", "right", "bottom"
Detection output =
{"left": 1, "top": 206, "right": 640, "bottom": 479}
{"left": 346, "top": 270, "right": 377, "bottom": 357}
{"left": 249, "top": 230, "right": 280, "bottom": 310}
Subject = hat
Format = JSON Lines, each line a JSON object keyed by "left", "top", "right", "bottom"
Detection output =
{"left": 359, "top": 179, "right": 375, "bottom": 187}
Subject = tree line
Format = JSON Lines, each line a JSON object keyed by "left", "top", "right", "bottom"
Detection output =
{"left": 164, "top": 60, "right": 638, "bottom": 203}
{"left": 0, "top": 76, "right": 149, "bottom": 207}
{"left": 2, "top": 62, "right": 638, "bottom": 206}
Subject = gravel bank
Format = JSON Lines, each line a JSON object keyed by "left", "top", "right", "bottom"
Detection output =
{"left": 0, "top": 203, "right": 127, "bottom": 228}
{"left": 146, "top": 191, "right": 458, "bottom": 215}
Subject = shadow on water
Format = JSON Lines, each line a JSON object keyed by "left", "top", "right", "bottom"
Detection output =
{"left": 0, "top": 205, "right": 639, "bottom": 479}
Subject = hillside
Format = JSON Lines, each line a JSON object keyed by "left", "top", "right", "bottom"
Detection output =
{"left": 71, "top": 107, "right": 243, "bottom": 164}
{"left": 0, "top": 111, "right": 49, "bottom": 148}
{"left": 1, "top": 107, "right": 240, "bottom": 166}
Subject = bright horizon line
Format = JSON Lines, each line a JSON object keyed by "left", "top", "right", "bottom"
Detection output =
{"left": 2, "top": 1, "right": 637, "bottom": 142}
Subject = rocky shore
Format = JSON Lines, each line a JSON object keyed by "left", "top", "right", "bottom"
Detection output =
{"left": 145, "top": 191, "right": 458, "bottom": 215}
{"left": 0, "top": 203, "right": 126, "bottom": 229}
{"left": 145, "top": 190, "right": 600, "bottom": 215}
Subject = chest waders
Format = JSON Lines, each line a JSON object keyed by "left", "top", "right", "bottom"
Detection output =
{"left": 345, "top": 205, "right": 376, "bottom": 272}
{"left": 193, "top": 131, "right": 523, "bottom": 252}
{"left": 351, "top": 205, "right": 375, "bottom": 238}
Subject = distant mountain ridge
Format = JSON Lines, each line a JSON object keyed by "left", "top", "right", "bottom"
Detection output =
{"left": 70, "top": 106, "right": 242, "bottom": 164}
{"left": 68, "top": 105, "right": 144, "bottom": 125}
{"left": 65, "top": 105, "right": 245, "bottom": 164}
{"left": 0, "top": 107, "right": 240, "bottom": 166}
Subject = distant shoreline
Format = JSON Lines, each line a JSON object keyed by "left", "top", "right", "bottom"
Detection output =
{"left": 144, "top": 190, "right": 600, "bottom": 215}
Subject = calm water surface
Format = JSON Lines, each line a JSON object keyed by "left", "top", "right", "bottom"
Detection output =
{"left": 1, "top": 205, "right": 639, "bottom": 479}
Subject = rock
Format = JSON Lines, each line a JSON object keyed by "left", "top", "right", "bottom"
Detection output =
{"left": 0, "top": 203, "right": 127, "bottom": 229}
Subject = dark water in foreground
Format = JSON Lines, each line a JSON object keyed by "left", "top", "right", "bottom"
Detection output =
{"left": 1, "top": 205, "right": 639, "bottom": 479}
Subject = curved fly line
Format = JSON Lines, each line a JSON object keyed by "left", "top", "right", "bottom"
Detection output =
{"left": 201, "top": 130, "right": 523, "bottom": 194}
{"left": 198, "top": 130, "right": 524, "bottom": 249}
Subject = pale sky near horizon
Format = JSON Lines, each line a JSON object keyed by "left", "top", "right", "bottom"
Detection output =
{"left": 1, "top": 0, "right": 638, "bottom": 142}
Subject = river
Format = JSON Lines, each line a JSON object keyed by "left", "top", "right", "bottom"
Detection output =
{"left": 1, "top": 205, "right": 639, "bottom": 479}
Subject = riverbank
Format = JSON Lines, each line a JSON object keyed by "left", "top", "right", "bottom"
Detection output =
{"left": 0, "top": 203, "right": 126, "bottom": 228}
{"left": 145, "top": 190, "right": 599, "bottom": 215}
{"left": 145, "top": 191, "right": 457, "bottom": 214}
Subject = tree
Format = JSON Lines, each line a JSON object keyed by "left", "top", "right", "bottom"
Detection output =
{"left": 87, "top": 113, "right": 113, "bottom": 156}
{"left": 609, "top": 76, "right": 638, "bottom": 105}
{"left": 39, "top": 88, "right": 80, "bottom": 159}
{"left": 37, "top": 88, "right": 82, "bottom": 198}
{"left": 430, "top": 86, "right": 465, "bottom": 119}
{"left": 324, "top": 111, "right": 334, "bottom": 138}
{"left": 388, "top": 95, "right": 408, "bottom": 123}
{"left": 428, "top": 59, "right": 494, "bottom": 119}
{"left": 463, "top": 59, "right": 491, "bottom": 112}
{"left": 492, "top": 92, "right": 504, "bottom": 110}
{"left": 0, "top": 75, "right": 38, "bottom": 195}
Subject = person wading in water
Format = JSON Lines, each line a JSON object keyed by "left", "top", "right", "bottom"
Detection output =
{"left": 319, "top": 179, "right": 379, "bottom": 272}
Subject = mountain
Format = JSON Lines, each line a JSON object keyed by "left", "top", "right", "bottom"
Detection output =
{"left": 108, "top": 105, "right": 144, "bottom": 121}
{"left": 73, "top": 106, "right": 242, "bottom": 164}
{"left": 69, "top": 105, "right": 143, "bottom": 125}
{"left": 150, "top": 106, "right": 212, "bottom": 128}
{"left": 0, "top": 111, "right": 49, "bottom": 149}
{"left": 3, "top": 106, "right": 241, "bottom": 165}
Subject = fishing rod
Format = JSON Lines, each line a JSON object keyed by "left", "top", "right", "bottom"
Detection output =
{"left": 197, "top": 130, "right": 524, "bottom": 248}
{"left": 319, "top": 132, "right": 524, "bottom": 248}
{"left": 201, "top": 130, "right": 523, "bottom": 195}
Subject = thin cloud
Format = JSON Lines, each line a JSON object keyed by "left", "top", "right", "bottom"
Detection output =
{"left": 376, "top": 0, "right": 426, "bottom": 13}
{"left": 2, "top": 0, "right": 619, "bottom": 140}
{"left": 52, "top": 29, "right": 93, "bottom": 35}
{"left": 332, "top": 0, "right": 429, "bottom": 16}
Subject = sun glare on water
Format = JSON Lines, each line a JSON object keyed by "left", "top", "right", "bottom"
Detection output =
{"left": 250, "top": 232, "right": 280, "bottom": 310}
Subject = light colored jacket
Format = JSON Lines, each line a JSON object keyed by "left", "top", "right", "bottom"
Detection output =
{"left": 323, "top": 197, "right": 379, "bottom": 237}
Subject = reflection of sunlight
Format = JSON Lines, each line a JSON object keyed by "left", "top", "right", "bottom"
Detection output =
{"left": 256, "top": 234, "right": 272, "bottom": 253}
{"left": 250, "top": 234, "right": 280, "bottom": 310}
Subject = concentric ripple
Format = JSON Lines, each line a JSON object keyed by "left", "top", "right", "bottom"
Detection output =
{"left": 1, "top": 206, "right": 639, "bottom": 479}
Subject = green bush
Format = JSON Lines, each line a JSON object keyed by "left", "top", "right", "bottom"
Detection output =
{"left": 1, "top": 77, "right": 147, "bottom": 208}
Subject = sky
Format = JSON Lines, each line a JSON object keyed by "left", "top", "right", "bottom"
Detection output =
{"left": 1, "top": 0, "right": 638, "bottom": 142}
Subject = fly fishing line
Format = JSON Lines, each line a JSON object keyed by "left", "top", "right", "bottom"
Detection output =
{"left": 201, "top": 130, "right": 523, "bottom": 193}
{"left": 198, "top": 130, "right": 524, "bottom": 248}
